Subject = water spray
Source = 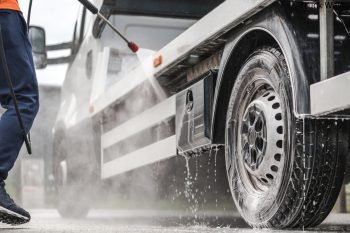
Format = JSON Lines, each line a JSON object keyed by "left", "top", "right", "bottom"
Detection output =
{"left": 77, "top": 0, "right": 139, "bottom": 53}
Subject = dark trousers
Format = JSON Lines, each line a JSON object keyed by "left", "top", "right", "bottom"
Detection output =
{"left": 0, "top": 10, "right": 39, "bottom": 180}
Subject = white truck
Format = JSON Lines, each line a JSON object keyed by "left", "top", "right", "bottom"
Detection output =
{"left": 30, "top": 0, "right": 350, "bottom": 229}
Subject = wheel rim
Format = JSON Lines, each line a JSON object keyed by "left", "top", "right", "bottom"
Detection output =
{"left": 236, "top": 82, "right": 285, "bottom": 195}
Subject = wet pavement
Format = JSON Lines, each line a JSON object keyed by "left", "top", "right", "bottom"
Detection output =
{"left": 0, "top": 209, "right": 349, "bottom": 232}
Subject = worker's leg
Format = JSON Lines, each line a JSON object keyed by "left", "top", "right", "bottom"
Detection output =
{"left": 0, "top": 10, "right": 39, "bottom": 180}
{"left": 0, "top": 9, "right": 39, "bottom": 225}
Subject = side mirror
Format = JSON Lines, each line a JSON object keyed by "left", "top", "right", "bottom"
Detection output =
{"left": 28, "top": 26, "right": 47, "bottom": 69}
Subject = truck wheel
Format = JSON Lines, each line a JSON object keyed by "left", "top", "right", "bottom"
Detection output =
{"left": 53, "top": 132, "right": 92, "bottom": 218}
{"left": 225, "top": 47, "right": 348, "bottom": 228}
{"left": 56, "top": 159, "right": 91, "bottom": 218}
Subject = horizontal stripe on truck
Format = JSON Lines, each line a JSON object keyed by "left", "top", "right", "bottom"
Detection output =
{"left": 103, "top": 116, "right": 174, "bottom": 163}
{"left": 101, "top": 96, "right": 176, "bottom": 178}
{"left": 102, "top": 136, "right": 177, "bottom": 179}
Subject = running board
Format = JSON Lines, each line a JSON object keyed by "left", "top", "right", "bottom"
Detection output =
{"left": 311, "top": 71, "right": 350, "bottom": 116}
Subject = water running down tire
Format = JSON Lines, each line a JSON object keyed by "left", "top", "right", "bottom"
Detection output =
{"left": 225, "top": 47, "right": 349, "bottom": 228}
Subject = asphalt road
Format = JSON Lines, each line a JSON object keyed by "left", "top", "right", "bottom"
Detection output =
{"left": 0, "top": 209, "right": 350, "bottom": 233}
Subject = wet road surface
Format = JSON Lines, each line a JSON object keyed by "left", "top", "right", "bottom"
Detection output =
{"left": 0, "top": 209, "right": 350, "bottom": 233}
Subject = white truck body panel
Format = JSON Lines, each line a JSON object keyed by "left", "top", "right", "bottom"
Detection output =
{"left": 56, "top": 0, "right": 280, "bottom": 179}
{"left": 90, "top": 0, "right": 276, "bottom": 114}
{"left": 94, "top": 0, "right": 277, "bottom": 179}
{"left": 56, "top": 14, "right": 193, "bottom": 130}
{"left": 102, "top": 136, "right": 177, "bottom": 179}
{"left": 101, "top": 96, "right": 175, "bottom": 149}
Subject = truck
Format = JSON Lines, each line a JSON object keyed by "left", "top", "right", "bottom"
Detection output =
{"left": 29, "top": 0, "right": 350, "bottom": 229}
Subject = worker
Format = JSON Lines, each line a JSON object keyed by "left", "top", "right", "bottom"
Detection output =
{"left": 0, "top": 0, "right": 39, "bottom": 224}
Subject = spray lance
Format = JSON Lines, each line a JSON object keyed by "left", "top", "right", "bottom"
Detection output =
{"left": 77, "top": 0, "right": 139, "bottom": 53}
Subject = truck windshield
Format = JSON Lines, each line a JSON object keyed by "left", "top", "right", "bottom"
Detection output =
{"left": 103, "top": 0, "right": 224, "bottom": 19}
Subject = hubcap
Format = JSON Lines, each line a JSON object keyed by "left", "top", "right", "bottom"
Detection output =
{"left": 238, "top": 88, "right": 285, "bottom": 192}
{"left": 242, "top": 105, "right": 267, "bottom": 171}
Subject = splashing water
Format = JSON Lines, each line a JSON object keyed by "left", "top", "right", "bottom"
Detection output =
{"left": 214, "top": 146, "right": 219, "bottom": 209}
{"left": 135, "top": 48, "right": 167, "bottom": 100}
{"left": 184, "top": 157, "right": 193, "bottom": 205}
{"left": 184, "top": 155, "right": 201, "bottom": 223}
{"left": 135, "top": 48, "right": 155, "bottom": 75}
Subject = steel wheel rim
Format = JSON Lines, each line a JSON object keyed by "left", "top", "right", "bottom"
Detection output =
{"left": 236, "top": 80, "right": 285, "bottom": 195}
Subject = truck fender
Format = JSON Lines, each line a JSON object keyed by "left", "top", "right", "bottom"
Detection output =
{"left": 211, "top": 7, "right": 310, "bottom": 144}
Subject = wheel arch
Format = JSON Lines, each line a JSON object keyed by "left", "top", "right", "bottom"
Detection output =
{"left": 211, "top": 10, "right": 311, "bottom": 144}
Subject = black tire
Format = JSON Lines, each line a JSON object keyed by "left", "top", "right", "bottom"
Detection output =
{"left": 56, "top": 159, "right": 92, "bottom": 218}
{"left": 225, "top": 47, "right": 348, "bottom": 228}
{"left": 53, "top": 133, "right": 92, "bottom": 218}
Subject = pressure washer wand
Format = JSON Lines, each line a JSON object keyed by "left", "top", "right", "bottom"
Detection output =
{"left": 77, "top": 0, "right": 139, "bottom": 53}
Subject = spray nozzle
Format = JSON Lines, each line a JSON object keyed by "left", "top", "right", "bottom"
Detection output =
{"left": 77, "top": 0, "right": 139, "bottom": 53}
{"left": 128, "top": 42, "right": 139, "bottom": 53}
